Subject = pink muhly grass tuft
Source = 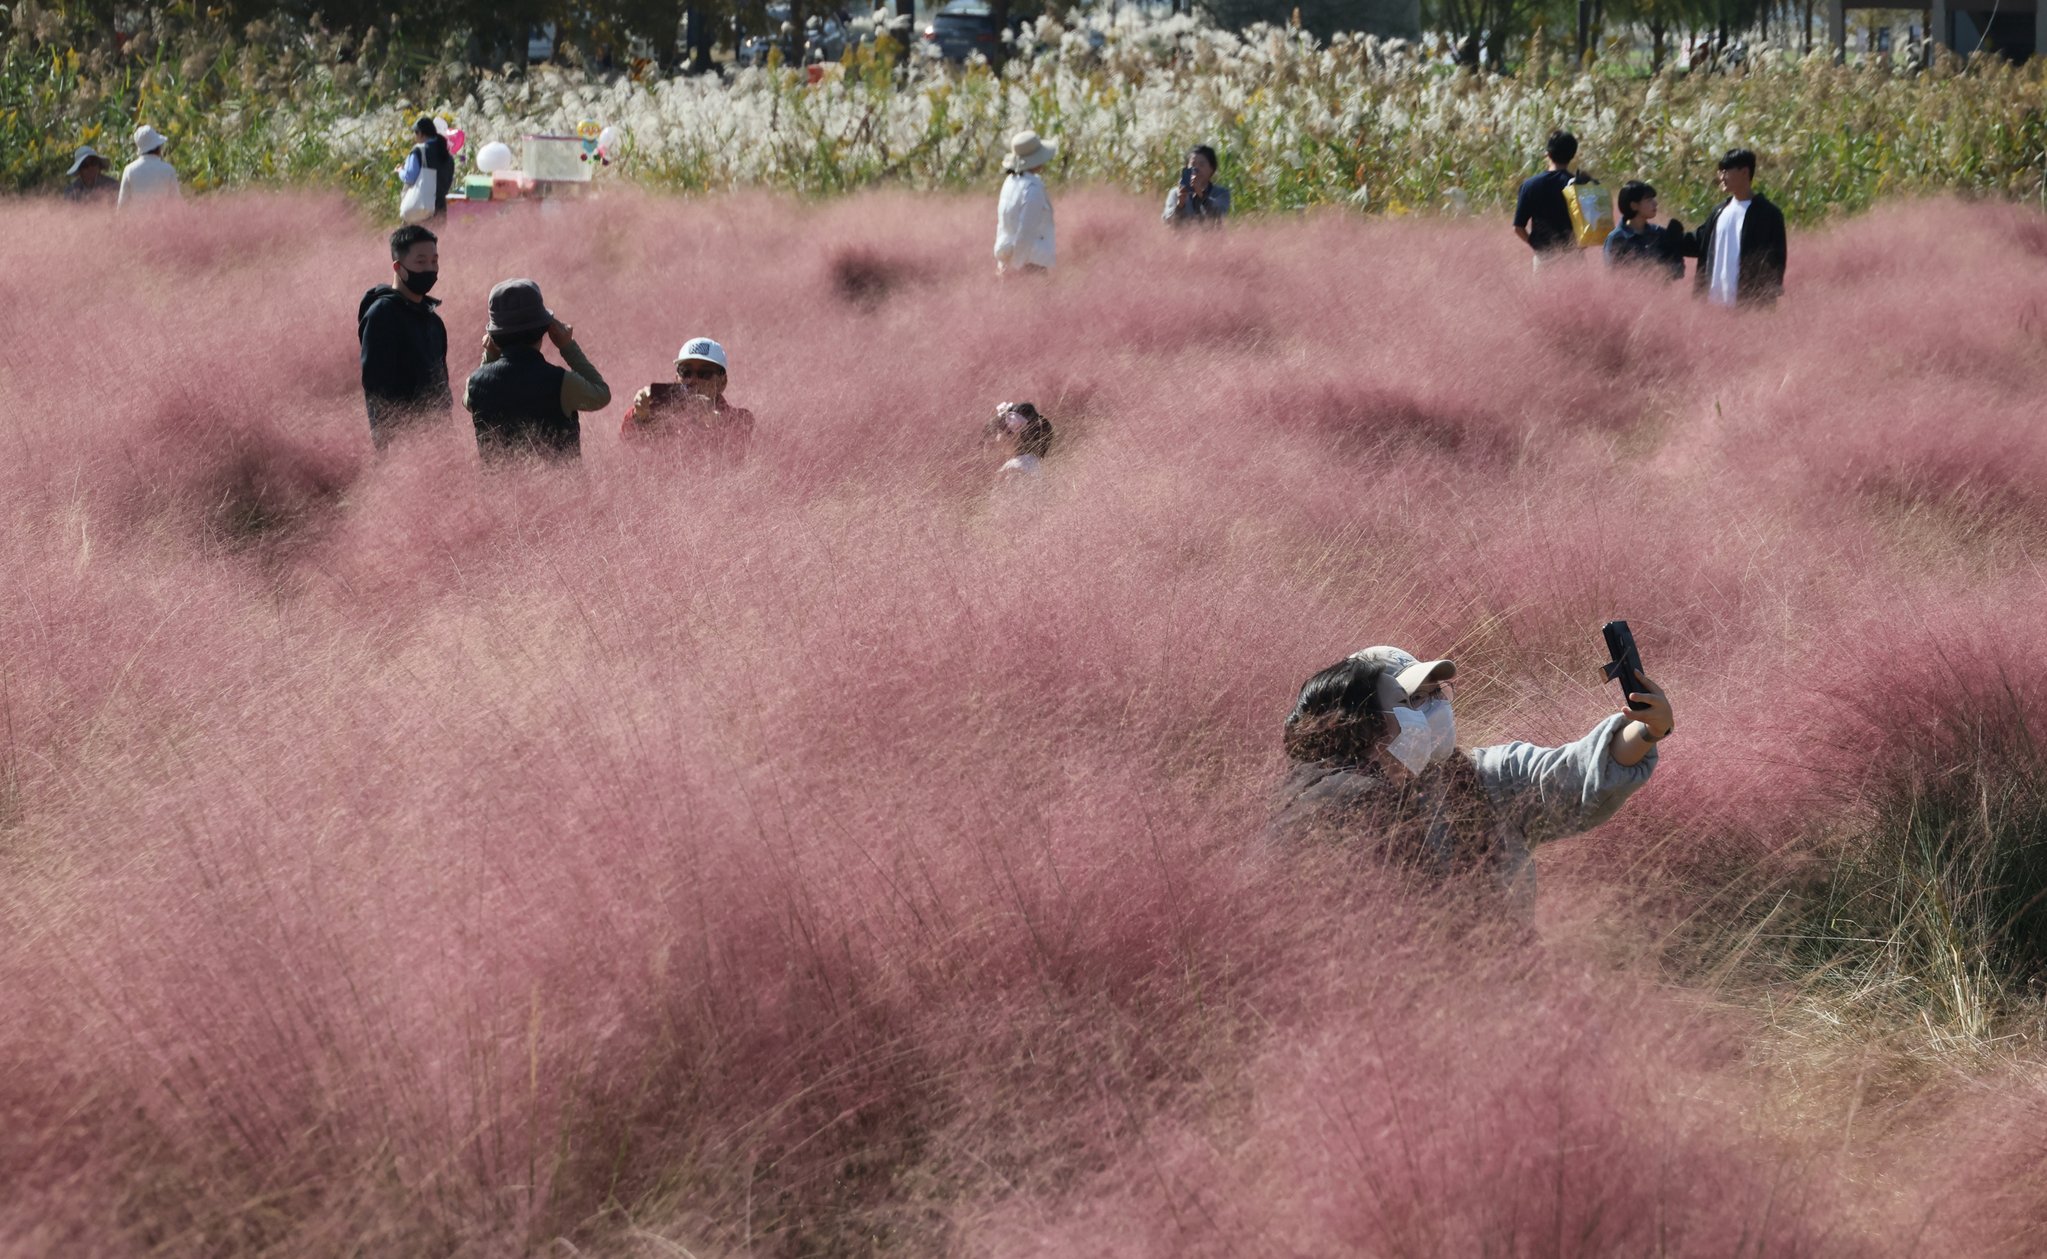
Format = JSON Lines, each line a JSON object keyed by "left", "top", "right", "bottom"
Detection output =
{"left": 0, "top": 188, "right": 2044, "bottom": 1254}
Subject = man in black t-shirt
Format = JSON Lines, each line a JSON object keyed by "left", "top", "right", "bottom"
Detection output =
{"left": 1513, "top": 130, "right": 1580, "bottom": 265}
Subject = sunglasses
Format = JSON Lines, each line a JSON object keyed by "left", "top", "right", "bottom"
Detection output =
{"left": 677, "top": 365, "right": 724, "bottom": 381}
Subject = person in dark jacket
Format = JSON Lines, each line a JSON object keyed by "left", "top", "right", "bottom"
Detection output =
{"left": 399, "top": 115, "right": 457, "bottom": 221}
{"left": 62, "top": 146, "right": 117, "bottom": 205}
{"left": 1685, "top": 148, "right": 1786, "bottom": 307}
{"left": 1602, "top": 181, "right": 1686, "bottom": 281}
{"left": 358, "top": 224, "right": 452, "bottom": 450}
{"left": 465, "top": 278, "right": 611, "bottom": 460}
{"left": 1271, "top": 646, "right": 1671, "bottom": 913}
{"left": 1512, "top": 130, "right": 1580, "bottom": 266}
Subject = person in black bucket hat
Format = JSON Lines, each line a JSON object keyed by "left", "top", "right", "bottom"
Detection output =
{"left": 464, "top": 278, "right": 611, "bottom": 460}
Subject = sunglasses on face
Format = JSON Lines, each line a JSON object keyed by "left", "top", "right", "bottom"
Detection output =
{"left": 677, "top": 365, "right": 723, "bottom": 381}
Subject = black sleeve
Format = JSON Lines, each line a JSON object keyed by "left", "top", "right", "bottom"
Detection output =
{"left": 1678, "top": 210, "right": 1709, "bottom": 259}
{"left": 1761, "top": 203, "right": 1788, "bottom": 280}
{"left": 1512, "top": 178, "right": 1534, "bottom": 229}
{"left": 359, "top": 302, "right": 413, "bottom": 400}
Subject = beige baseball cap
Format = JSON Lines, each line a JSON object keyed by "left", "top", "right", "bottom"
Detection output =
{"left": 1346, "top": 645, "right": 1455, "bottom": 708}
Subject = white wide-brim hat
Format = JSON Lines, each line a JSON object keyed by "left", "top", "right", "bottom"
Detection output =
{"left": 675, "top": 337, "right": 729, "bottom": 372}
{"left": 133, "top": 125, "right": 168, "bottom": 155}
{"left": 1005, "top": 130, "right": 1057, "bottom": 173}
{"left": 1347, "top": 645, "right": 1456, "bottom": 709}
{"left": 67, "top": 145, "right": 107, "bottom": 175}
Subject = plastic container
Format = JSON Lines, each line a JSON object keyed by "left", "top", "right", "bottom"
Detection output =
{"left": 521, "top": 135, "right": 593, "bottom": 183}
{"left": 491, "top": 170, "right": 534, "bottom": 200}
{"left": 462, "top": 173, "right": 494, "bottom": 201}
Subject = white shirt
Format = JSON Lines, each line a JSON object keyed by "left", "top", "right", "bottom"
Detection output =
{"left": 1708, "top": 196, "right": 1750, "bottom": 307}
{"left": 993, "top": 173, "right": 1055, "bottom": 272}
{"left": 118, "top": 154, "right": 182, "bottom": 210}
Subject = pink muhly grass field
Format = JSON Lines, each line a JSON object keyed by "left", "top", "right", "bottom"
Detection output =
{"left": 1, "top": 188, "right": 2045, "bottom": 1256}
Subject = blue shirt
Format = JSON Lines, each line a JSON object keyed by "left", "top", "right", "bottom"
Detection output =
{"left": 1603, "top": 221, "right": 1686, "bottom": 280}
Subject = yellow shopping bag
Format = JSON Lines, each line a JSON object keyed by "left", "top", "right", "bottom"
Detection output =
{"left": 1565, "top": 179, "right": 1613, "bottom": 248}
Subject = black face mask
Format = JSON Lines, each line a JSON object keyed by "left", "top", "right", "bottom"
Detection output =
{"left": 401, "top": 267, "right": 438, "bottom": 297}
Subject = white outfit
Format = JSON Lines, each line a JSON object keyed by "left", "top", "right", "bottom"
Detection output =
{"left": 118, "top": 154, "right": 182, "bottom": 210}
{"left": 993, "top": 173, "right": 1055, "bottom": 273}
{"left": 1708, "top": 196, "right": 1750, "bottom": 307}
{"left": 999, "top": 454, "right": 1043, "bottom": 477}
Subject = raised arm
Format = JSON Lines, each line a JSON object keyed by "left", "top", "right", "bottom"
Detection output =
{"left": 1469, "top": 676, "right": 1673, "bottom": 845}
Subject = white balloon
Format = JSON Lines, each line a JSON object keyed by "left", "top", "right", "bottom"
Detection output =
{"left": 476, "top": 141, "right": 515, "bottom": 173}
{"left": 597, "top": 126, "right": 622, "bottom": 153}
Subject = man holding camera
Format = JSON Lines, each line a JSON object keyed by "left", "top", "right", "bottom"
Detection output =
{"left": 621, "top": 337, "right": 755, "bottom": 461}
{"left": 1163, "top": 145, "right": 1231, "bottom": 226}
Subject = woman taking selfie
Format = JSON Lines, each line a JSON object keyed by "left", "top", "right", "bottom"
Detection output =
{"left": 1271, "top": 645, "right": 1673, "bottom": 910}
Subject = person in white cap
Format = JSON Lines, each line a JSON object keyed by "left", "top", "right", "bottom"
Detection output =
{"left": 993, "top": 130, "right": 1057, "bottom": 276}
{"left": 1272, "top": 644, "right": 1674, "bottom": 912}
{"left": 63, "top": 146, "right": 116, "bottom": 205}
{"left": 621, "top": 337, "right": 755, "bottom": 459}
{"left": 118, "top": 125, "right": 181, "bottom": 211}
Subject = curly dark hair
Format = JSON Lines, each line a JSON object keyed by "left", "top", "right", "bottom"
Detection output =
{"left": 987, "top": 402, "right": 1055, "bottom": 459}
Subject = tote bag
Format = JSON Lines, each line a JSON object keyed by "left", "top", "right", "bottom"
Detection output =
{"left": 399, "top": 166, "right": 438, "bottom": 225}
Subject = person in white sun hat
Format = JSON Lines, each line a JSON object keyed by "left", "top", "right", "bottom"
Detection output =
{"left": 621, "top": 336, "right": 756, "bottom": 460}
{"left": 118, "top": 125, "right": 182, "bottom": 211}
{"left": 1271, "top": 644, "right": 1674, "bottom": 912}
{"left": 63, "top": 145, "right": 116, "bottom": 205}
{"left": 993, "top": 129, "right": 1057, "bottom": 276}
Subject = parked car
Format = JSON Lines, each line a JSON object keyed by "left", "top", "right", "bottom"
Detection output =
{"left": 920, "top": 0, "right": 1005, "bottom": 61}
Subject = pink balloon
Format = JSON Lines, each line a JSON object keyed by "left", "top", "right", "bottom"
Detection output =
{"left": 446, "top": 129, "right": 466, "bottom": 155}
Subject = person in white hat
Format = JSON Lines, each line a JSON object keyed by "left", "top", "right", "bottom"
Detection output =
{"left": 118, "top": 125, "right": 182, "bottom": 211}
{"left": 620, "top": 337, "right": 755, "bottom": 459}
{"left": 993, "top": 130, "right": 1057, "bottom": 275}
{"left": 1271, "top": 644, "right": 1674, "bottom": 912}
{"left": 63, "top": 146, "right": 117, "bottom": 205}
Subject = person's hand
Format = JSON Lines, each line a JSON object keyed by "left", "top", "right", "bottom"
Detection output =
{"left": 547, "top": 317, "right": 575, "bottom": 349}
{"left": 479, "top": 332, "right": 500, "bottom": 361}
{"left": 1622, "top": 672, "right": 1674, "bottom": 740}
{"left": 628, "top": 385, "right": 654, "bottom": 425}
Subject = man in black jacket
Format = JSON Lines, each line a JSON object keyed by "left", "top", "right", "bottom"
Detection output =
{"left": 358, "top": 224, "right": 451, "bottom": 449}
{"left": 1687, "top": 149, "right": 1786, "bottom": 307}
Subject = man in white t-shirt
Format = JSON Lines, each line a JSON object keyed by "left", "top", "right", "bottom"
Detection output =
{"left": 1684, "top": 148, "right": 1785, "bottom": 308}
{"left": 118, "top": 125, "right": 183, "bottom": 211}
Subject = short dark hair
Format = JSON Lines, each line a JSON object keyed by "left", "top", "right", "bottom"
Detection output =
{"left": 1189, "top": 144, "right": 1219, "bottom": 173}
{"left": 986, "top": 402, "right": 1054, "bottom": 460}
{"left": 490, "top": 326, "right": 547, "bottom": 351}
{"left": 415, "top": 114, "right": 439, "bottom": 138}
{"left": 1284, "top": 657, "right": 1392, "bottom": 764}
{"left": 1718, "top": 148, "right": 1757, "bottom": 174}
{"left": 389, "top": 224, "right": 437, "bottom": 260}
{"left": 1617, "top": 180, "right": 1656, "bottom": 220}
{"left": 1546, "top": 130, "right": 1578, "bottom": 166}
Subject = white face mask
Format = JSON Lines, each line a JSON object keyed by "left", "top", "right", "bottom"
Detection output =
{"left": 1385, "top": 698, "right": 1456, "bottom": 777}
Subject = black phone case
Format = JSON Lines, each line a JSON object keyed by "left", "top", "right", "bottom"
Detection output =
{"left": 1602, "top": 621, "right": 1652, "bottom": 711}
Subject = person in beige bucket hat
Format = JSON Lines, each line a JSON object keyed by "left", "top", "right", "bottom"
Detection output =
{"left": 993, "top": 129, "right": 1057, "bottom": 275}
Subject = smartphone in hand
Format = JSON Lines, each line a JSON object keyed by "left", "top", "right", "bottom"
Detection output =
{"left": 1602, "top": 620, "right": 1652, "bottom": 711}
{"left": 647, "top": 382, "right": 683, "bottom": 405}
{"left": 1180, "top": 165, "right": 1194, "bottom": 191}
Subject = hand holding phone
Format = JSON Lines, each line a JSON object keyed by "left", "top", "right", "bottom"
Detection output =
{"left": 1180, "top": 165, "right": 1193, "bottom": 191}
{"left": 1601, "top": 620, "right": 1652, "bottom": 712}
